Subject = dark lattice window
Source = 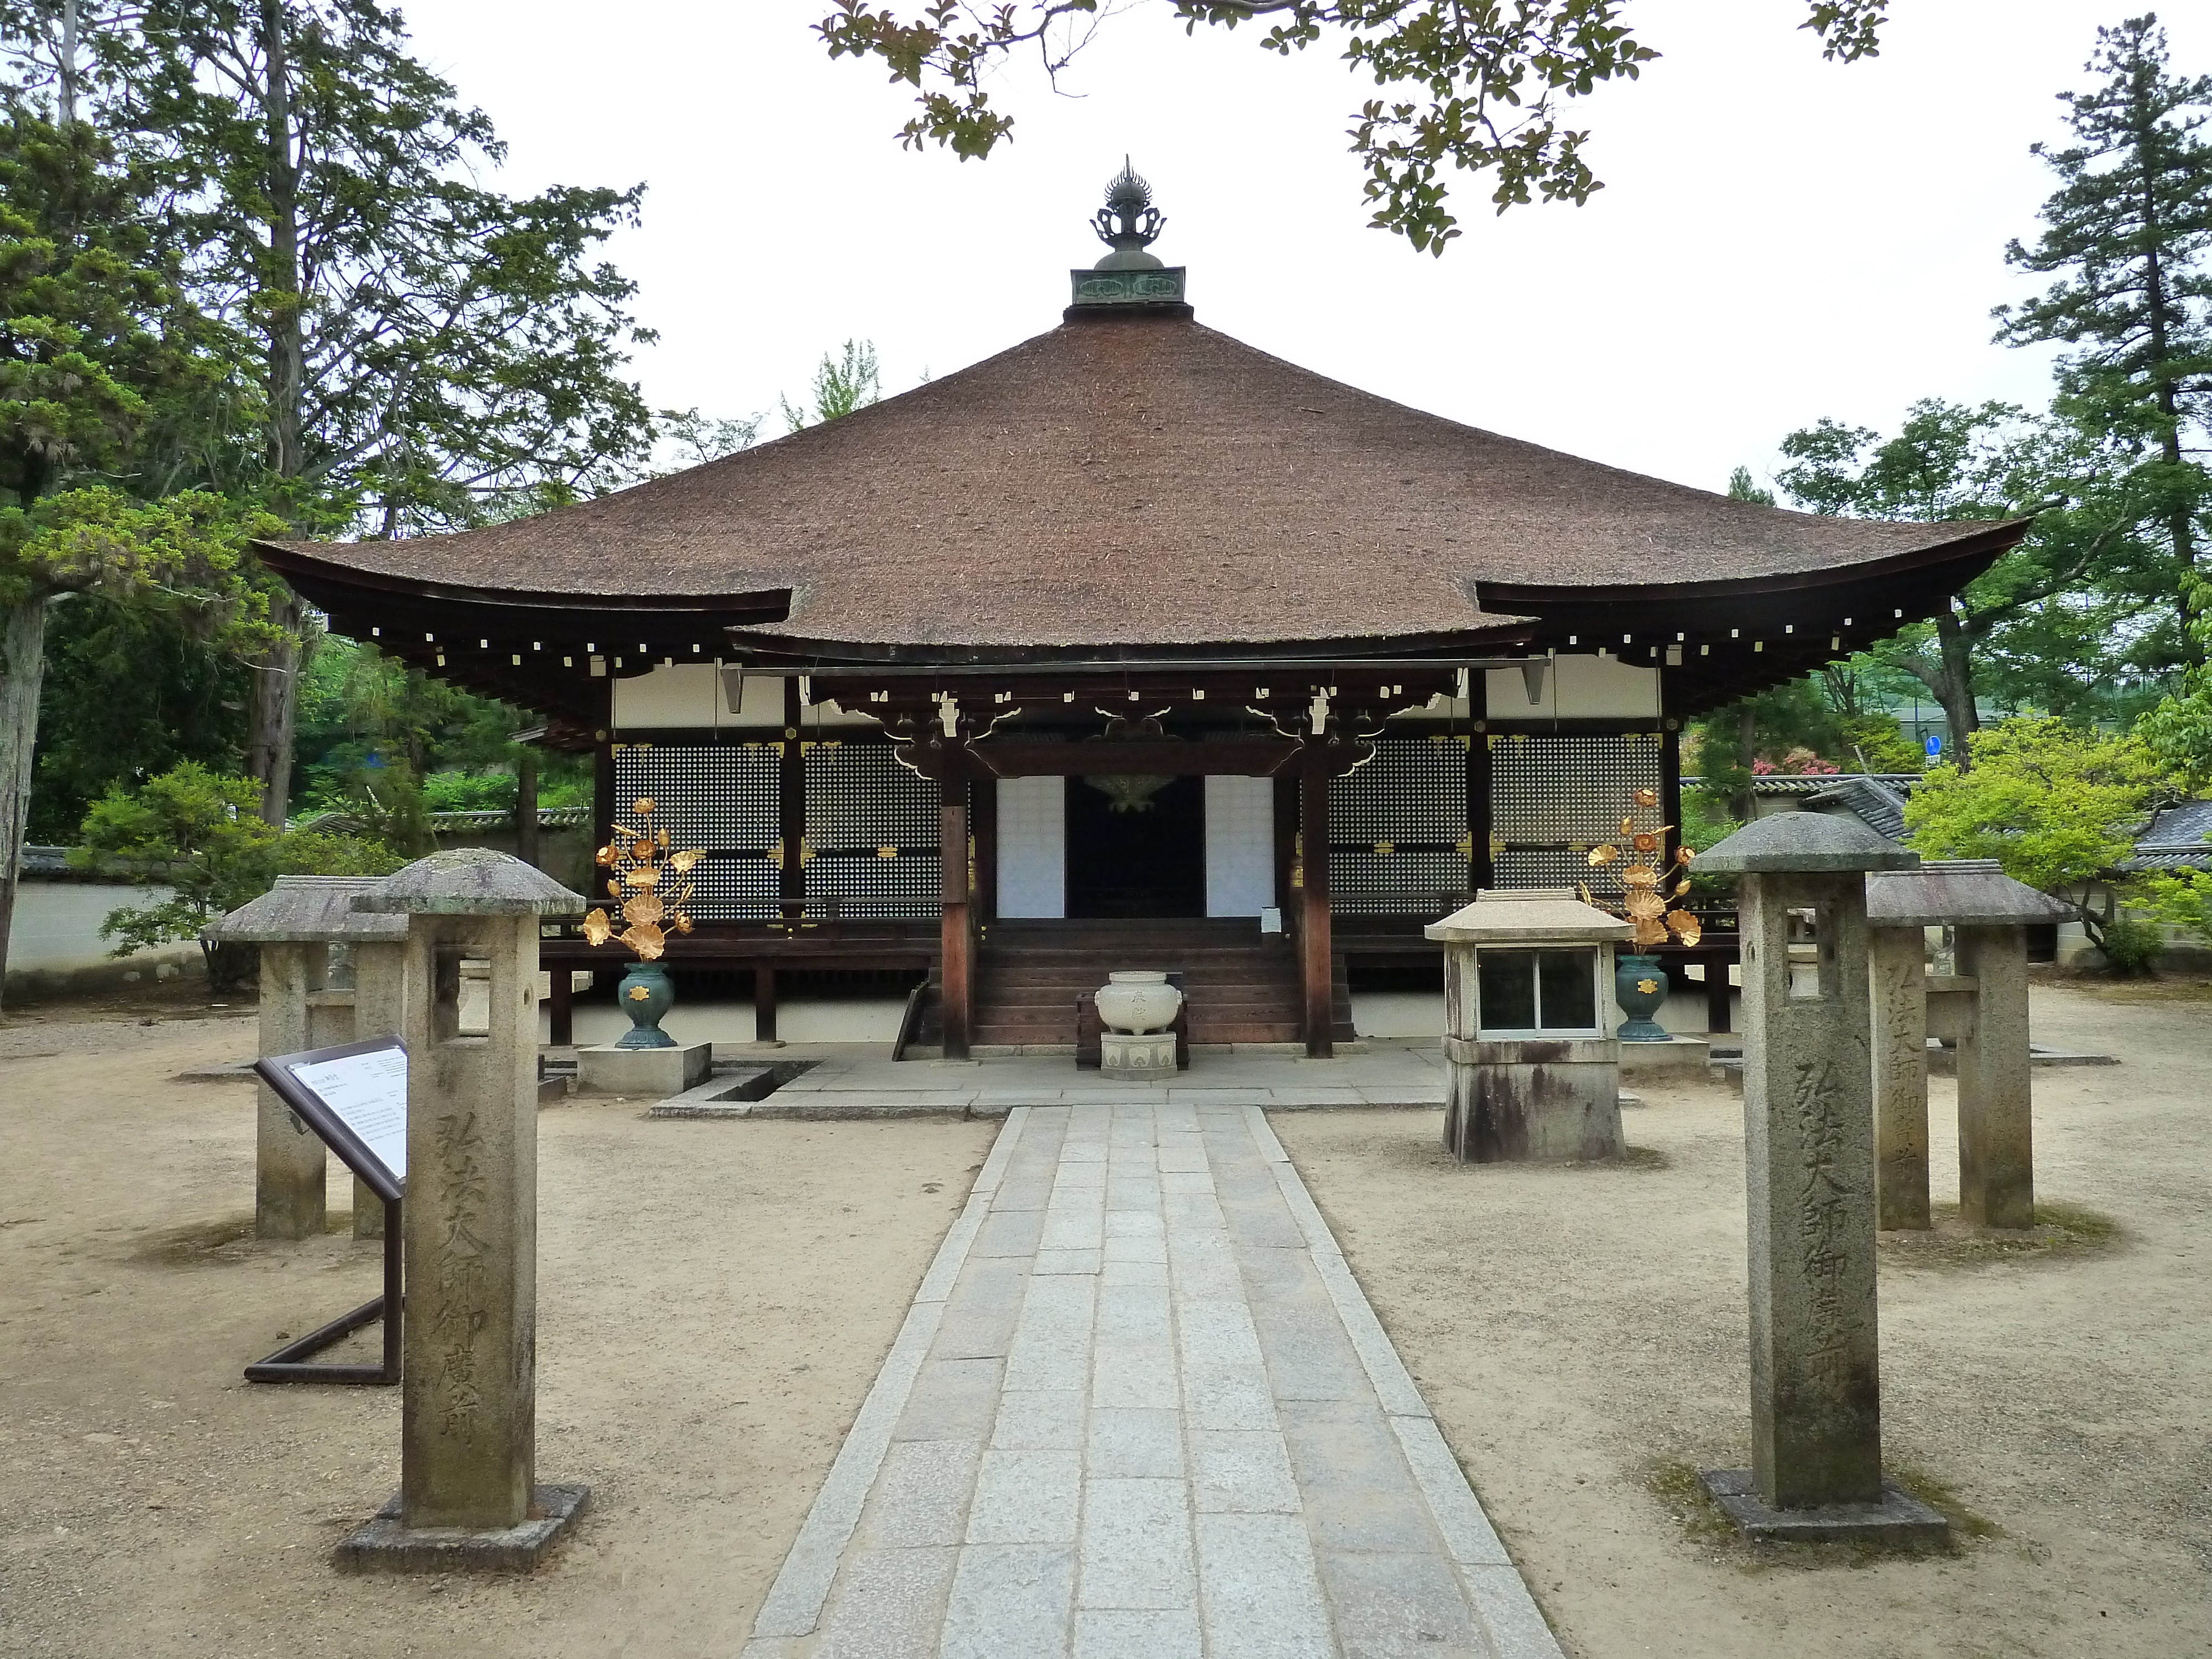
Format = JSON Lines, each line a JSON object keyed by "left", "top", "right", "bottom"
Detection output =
{"left": 611, "top": 742, "right": 780, "bottom": 921}
{"left": 805, "top": 740, "right": 942, "bottom": 919}
{"left": 1328, "top": 734, "right": 1471, "bottom": 916}
{"left": 1487, "top": 731, "right": 1662, "bottom": 901}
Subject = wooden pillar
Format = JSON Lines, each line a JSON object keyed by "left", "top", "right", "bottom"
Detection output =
{"left": 592, "top": 738, "right": 615, "bottom": 848}
{"left": 940, "top": 769, "right": 972, "bottom": 1060}
{"left": 1464, "top": 669, "right": 1491, "bottom": 895}
{"left": 780, "top": 679, "right": 805, "bottom": 927}
{"left": 1299, "top": 735, "right": 1334, "bottom": 1058}
{"left": 971, "top": 776, "right": 998, "bottom": 928}
{"left": 514, "top": 748, "right": 540, "bottom": 870}
{"left": 754, "top": 964, "right": 779, "bottom": 1045}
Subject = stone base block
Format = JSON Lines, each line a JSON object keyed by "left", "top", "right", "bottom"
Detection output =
{"left": 1100, "top": 1031, "right": 1176, "bottom": 1081}
{"left": 333, "top": 1483, "right": 590, "bottom": 1574}
{"left": 1615, "top": 1035, "right": 1710, "bottom": 1074}
{"left": 1697, "top": 1469, "right": 1949, "bottom": 1546}
{"left": 576, "top": 1041, "right": 711, "bottom": 1098}
{"left": 1442, "top": 1038, "right": 1624, "bottom": 1162}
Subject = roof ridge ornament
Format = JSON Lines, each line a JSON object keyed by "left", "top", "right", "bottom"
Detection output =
{"left": 1069, "top": 156, "right": 1190, "bottom": 316}
{"left": 1093, "top": 158, "right": 1165, "bottom": 269}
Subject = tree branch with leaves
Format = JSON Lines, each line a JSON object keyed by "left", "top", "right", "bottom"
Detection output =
{"left": 817, "top": 0, "right": 1888, "bottom": 252}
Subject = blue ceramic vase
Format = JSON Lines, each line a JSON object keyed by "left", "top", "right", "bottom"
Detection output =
{"left": 614, "top": 961, "right": 677, "bottom": 1049}
{"left": 1613, "top": 953, "right": 1671, "bottom": 1042}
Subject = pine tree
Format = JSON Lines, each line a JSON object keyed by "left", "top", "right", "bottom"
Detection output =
{"left": 1995, "top": 14, "right": 2212, "bottom": 656}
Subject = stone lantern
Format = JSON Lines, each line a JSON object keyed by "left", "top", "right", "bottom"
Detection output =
{"left": 1693, "top": 811, "right": 1947, "bottom": 1542}
{"left": 1866, "top": 859, "right": 2072, "bottom": 1231}
{"left": 1425, "top": 889, "right": 1632, "bottom": 1162}
{"left": 207, "top": 874, "right": 409, "bottom": 1240}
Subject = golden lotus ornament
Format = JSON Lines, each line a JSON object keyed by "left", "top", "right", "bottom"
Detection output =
{"left": 578, "top": 799, "right": 702, "bottom": 968}
{"left": 1583, "top": 790, "right": 1700, "bottom": 950}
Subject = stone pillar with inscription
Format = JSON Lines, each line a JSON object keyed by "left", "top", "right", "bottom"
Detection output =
{"left": 1867, "top": 924, "right": 1931, "bottom": 1230}
{"left": 255, "top": 940, "right": 328, "bottom": 1238}
{"left": 1866, "top": 860, "right": 2070, "bottom": 1234}
{"left": 1693, "top": 813, "right": 1947, "bottom": 1542}
{"left": 338, "top": 848, "right": 589, "bottom": 1573}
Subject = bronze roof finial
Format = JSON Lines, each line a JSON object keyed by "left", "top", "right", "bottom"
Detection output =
{"left": 1092, "top": 157, "right": 1165, "bottom": 271}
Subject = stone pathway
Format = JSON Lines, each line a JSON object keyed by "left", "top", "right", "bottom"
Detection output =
{"left": 743, "top": 1102, "right": 1562, "bottom": 1658}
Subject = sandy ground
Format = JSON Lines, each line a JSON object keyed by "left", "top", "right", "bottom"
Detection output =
{"left": 2, "top": 980, "right": 2205, "bottom": 1658}
{"left": 0, "top": 1011, "right": 995, "bottom": 1658}
{"left": 1276, "top": 982, "right": 2212, "bottom": 1659}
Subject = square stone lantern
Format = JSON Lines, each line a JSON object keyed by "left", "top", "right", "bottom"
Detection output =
{"left": 207, "top": 875, "right": 410, "bottom": 1240}
{"left": 1692, "top": 811, "right": 1948, "bottom": 1543}
{"left": 1865, "top": 859, "right": 2073, "bottom": 1232}
{"left": 1425, "top": 889, "right": 1632, "bottom": 1162}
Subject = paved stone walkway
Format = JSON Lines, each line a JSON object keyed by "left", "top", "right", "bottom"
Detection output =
{"left": 743, "top": 1102, "right": 1562, "bottom": 1658}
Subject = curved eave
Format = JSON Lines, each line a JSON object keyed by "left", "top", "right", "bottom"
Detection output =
{"left": 1473, "top": 518, "right": 2028, "bottom": 622}
{"left": 718, "top": 621, "right": 1540, "bottom": 670}
{"left": 253, "top": 539, "right": 793, "bottom": 625}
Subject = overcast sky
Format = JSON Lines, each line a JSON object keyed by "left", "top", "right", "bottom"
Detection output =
{"left": 398, "top": 1, "right": 2211, "bottom": 497}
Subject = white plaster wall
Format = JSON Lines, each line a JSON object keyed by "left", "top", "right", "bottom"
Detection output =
{"left": 1205, "top": 775, "right": 1276, "bottom": 917}
{"left": 997, "top": 776, "right": 1067, "bottom": 919}
{"left": 8, "top": 883, "right": 192, "bottom": 972}
{"left": 1484, "top": 654, "right": 1661, "bottom": 721}
{"left": 612, "top": 665, "right": 878, "bottom": 730}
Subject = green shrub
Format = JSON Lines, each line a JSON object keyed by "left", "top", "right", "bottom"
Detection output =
{"left": 2098, "top": 915, "right": 2166, "bottom": 975}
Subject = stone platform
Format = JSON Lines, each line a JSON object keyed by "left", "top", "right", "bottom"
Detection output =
{"left": 1697, "top": 1469, "right": 1949, "bottom": 1546}
{"left": 332, "top": 1483, "right": 590, "bottom": 1574}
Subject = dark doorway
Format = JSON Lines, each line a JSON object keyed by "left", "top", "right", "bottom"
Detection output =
{"left": 1066, "top": 775, "right": 1206, "bottom": 917}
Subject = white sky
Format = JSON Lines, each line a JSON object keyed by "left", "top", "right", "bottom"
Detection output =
{"left": 398, "top": 0, "right": 2211, "bottom": 495}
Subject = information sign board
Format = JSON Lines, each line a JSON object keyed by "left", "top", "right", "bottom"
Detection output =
{"left": 253, "top": 1035, "right": 408, "bottom": 1202}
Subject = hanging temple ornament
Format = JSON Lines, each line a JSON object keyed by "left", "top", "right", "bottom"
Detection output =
{"left": 582, "top": 797, "right": 706, "bottom": 962}
{"left": 1579, "top": 788, "right": 1702, "bottom": 949}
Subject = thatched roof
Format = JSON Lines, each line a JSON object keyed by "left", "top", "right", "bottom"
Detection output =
{"left": 260, "top": 311, "right": 2022, "bottom": 658}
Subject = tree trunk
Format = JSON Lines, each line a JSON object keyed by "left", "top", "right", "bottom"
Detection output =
{"left": 0, "top": 596, "right": 52, "bottom": 1013}
{"left": 513, "top": 749, "right": 539, "bottom": 869}
{"left": 1931, "top": 612, "right": 1979, "bottom": 769}
{"left": 1734, "top": 703, "right": 1756, "bottom": 821}
{"left": 245, "top": 586, "right": 302, "bottom": 825}
{"left": 243, "top": 0, "right": 307, "bottom": 825}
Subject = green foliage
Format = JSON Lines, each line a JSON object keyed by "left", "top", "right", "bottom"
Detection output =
{"left": 781, "top": 340, "right": 881, "bottom": 433}
{"left": 421, "top": 768, "right": 517, "bottom": 813}
{"left": 816, "top": 1, "right": 1885, "bottom": 253}
{"left": 1903, "top": 716, "right": 2166, "bottom": 962}
{"left": 1775, "top": 398, "right": 2165, "bottom": 734}
{"left": 72, "top": 758, "right": 397, "bottom": 952}
{"left": 2138, "top": 865, "right": 2212, "bottom": 946}
{"left": 26, "top": 588, "right": 252, "bottom": 840}
{"left": 2097, "top": 914, "right": 2168, "bottom": 975}
{"left": 1993, "top": 15, "right": 2212, "bottom": 654}
{"left": 2137, "top": 677, "right": 2212, "bottom": 794}
{"left": 659, "top": 408, "right": 761, "bottom": 469}
{"left": 1724, "top": 465, "right": 1775, "bottom": 506}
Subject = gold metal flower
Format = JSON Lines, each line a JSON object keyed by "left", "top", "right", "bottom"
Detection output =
{"left": 1633, "top": 787, "right": 1660, "bottom": 808}
{"left": 674, "top": 913, "right": 694, "bottom": 934}
{"left": 619, "top": 920, "right": 667, "bottom": 959}
{"left": 1619, "top": 817, "right": 1637, "bottom": 836}
{"left": 606, "top": 879, "right": 622, "bottom": 898}
{"left": 634, "top": 797, "right": 656, "bottom": 815}
{"left": 1632, "top": 917, "right": 1670, "bottom": 947}
{"left": 581, "top": 909, "right": 613, "bottom": 946}
{"left": 1587, "top": 844, "right": 1621, "bottom": 866}
{"left": 623, "top": 892, "right": 665, "bottom": 927}
{"left": 595, "top": 843, "right": 617, "bottom": 867}
{"left": 1666, "top": 910, "right": 1704, "bottom": 947}
{"left": 668, "top": 848, "right": 705, "bottom": 873}
{"left": 624, "top": 863, "right": 662, "bottom": 889}
{"left": 1622, "top": 864, "right": 1660, "bottom": 888}
{"left": 1632, "top": 831, "right": 1660, "bottom": 853}
{"left": 1625, "top": 890, "right": 1666, "bottom": 920}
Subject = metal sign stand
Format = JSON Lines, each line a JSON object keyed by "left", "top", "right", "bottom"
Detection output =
{"left": 247, "top": 1036, "right": 408, "bottom": 1386}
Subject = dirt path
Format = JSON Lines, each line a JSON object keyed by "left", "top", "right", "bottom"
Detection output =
{"left": 1275, "top": 982, "right": 2212, "bottom": 1659}
{"left": 0, "top": 1015, "right": 994, "bottom": 1658}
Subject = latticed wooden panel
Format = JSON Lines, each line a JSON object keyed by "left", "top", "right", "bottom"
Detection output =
{"left": 611, "top": 742, "right": 780, "bottom": 920}
{"left": 1328, "top": 735, "right": 1470, "bottom": 916}
{"left": 805, "top": 740, "right": 942, "bottom": 918}
{"left": 1488, "top": 730, "right": 1663, "bottom": 901}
